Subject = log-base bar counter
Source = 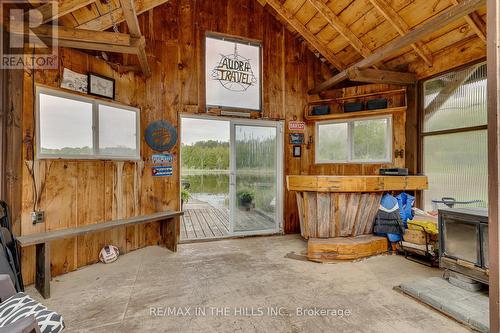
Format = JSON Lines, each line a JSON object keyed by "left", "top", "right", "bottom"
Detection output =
{"left": 286, "top": 175, "right": 428, "bottom": 262}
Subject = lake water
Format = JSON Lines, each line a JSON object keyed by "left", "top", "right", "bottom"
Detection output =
{"left": 181, "top": 171, "right": 276, "bottom": 213}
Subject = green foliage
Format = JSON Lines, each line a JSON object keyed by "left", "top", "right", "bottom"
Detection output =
{"left": 237, "top": 189, "right": 255, "bottom": 205}
{"left": 181, "top": 137, "right": 276, "bottom": 171}
{"left": 181, "top": 140, "right": 230, "bottom": 170}
{"left": 352, "top": 119, "right": 387, "bottom": 160}
{"left": 181, "top": 189, "right": 191, "bottom": 203}
{"left": 317, "top": 119, "right": 387, "bottom": 162}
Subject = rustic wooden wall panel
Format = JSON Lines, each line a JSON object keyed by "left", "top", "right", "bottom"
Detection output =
{"left": 18, "top": 0, "right": 335, "bottom": 284}
{"left": 7, "top": 0, "right": 488, "bottom": 285}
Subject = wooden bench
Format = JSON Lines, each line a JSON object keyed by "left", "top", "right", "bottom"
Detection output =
{"left": 17, "top": 211, "right": 183, "bottom": 299}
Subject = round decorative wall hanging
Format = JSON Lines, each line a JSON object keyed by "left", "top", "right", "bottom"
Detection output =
{"left": 144, "top": 120, "right": 178, "bottom": 152}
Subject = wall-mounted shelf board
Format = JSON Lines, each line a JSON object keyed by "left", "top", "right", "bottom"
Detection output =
{"left": 304, "top": 106, "right": 407, "bottom": 122}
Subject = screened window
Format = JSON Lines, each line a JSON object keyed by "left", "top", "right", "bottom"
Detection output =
{"left": 37, "top": 87, "right": 140, "bottom": 160}
{"left": 205, "top": 34, "right": 261, "bottom": 111}
{"left": 422, "top": 62, "right": 487, "bottom": 210}
{"left": 315, "top": 116, "right": 392, "bottom": 163}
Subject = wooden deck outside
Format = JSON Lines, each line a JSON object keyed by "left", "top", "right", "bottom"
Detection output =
{"left": 180, "top": 200, "right": 275, "bottom": 241}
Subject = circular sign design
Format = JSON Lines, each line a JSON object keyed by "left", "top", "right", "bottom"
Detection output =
{"left": 144, "top": 120, "right": 178, "bottom": 152}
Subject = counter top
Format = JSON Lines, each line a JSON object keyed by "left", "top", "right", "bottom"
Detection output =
{"left": 286, "top": 175, "right": 428, "bottom": 192}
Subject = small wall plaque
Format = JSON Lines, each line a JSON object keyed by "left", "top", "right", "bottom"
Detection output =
{"left": 145, "top": 120, "right": 178, "bottom": 152}
{"left": 152, "top": 166, "right": 173, "bottom": 177}
{"left": 289, "top": 133, "right": 305, "bottom": 145}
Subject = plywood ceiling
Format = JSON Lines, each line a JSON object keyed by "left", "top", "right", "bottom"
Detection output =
{"left": 258, "top": 0, "right": 486, "bottom": 73}
{"left": 46, "top": 0, "right": 486, "bottom": 82}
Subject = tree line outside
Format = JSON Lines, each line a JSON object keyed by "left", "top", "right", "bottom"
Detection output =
{"left": 181, "top": 138, "right": 276, "bottom": 171}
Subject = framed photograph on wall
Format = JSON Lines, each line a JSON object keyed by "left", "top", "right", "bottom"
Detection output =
{"left": 293, "top": 145, "right": 301, "bottom": 158}
{"left": 88, "top": 73, "right": 115, "bottom": 99}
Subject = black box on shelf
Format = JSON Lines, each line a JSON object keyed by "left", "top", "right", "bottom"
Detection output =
{"left": 311, "top": 105, "right": 330, "bottom": 115}
{"left": 343, "top": 101, "right": 364, "bottom": 112}
{"left": 366, "top": 98, "right": 388, "bottom": 110}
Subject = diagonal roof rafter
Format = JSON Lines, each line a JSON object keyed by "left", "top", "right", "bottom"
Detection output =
{"left": 310, "top": 0, "right": 486, "bottom": 93}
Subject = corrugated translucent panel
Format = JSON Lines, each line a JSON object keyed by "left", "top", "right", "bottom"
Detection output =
{"left": 423, "top": 130, "right": 488, "bottom": 211}
{"left": 423, "top": 63, "right": 487, "bottom": 133}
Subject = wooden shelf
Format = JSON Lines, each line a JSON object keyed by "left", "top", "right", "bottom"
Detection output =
{"left": 308, "top": 88, "right": 407, "bottom": 105}
{"left": 304, "top": 106, "right": 407, "bottom": 122}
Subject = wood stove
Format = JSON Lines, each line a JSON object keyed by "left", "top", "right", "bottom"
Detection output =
{"left": 438, "top": 208, "right": 489, "bottom": 284}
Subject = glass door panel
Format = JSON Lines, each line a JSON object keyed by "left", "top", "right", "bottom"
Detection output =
{"left": 232, "top": 124, "right": 279, "bottom": 233}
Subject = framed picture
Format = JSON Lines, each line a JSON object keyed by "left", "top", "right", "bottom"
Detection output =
{"left": 289, "top": 133, "right": 304, "bottom": 145}
{"left": 88, "top": 73, "right": 115, "bottom": 99}
{"left": 61, "top": 68, "right": 88, "bottom": 93}
{"left": 293, "top": 145, "right": 301, "bottom": 158}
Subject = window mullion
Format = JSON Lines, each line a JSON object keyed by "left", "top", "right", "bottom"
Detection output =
{"left": 93, "top": 102, "right": 99, "bottom": 157}
{"left": 348, "top": 121, "right": 353, "bottom": 162}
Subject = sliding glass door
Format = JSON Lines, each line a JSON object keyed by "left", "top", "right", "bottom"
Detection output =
{"left": 181, "top": 115, "right": 283, "bottom": 240}
{"left": 230, "top": 122, "right": 283, "bottom": 235}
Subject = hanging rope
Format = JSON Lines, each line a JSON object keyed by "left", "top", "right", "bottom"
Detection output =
{"left": 104, "top": 0, "right": 120, "bottom": 33}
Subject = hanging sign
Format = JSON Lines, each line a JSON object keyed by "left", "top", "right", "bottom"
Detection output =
{"left": 205, "top": 36, "right": 261, "bottom": 110}
{"left": 288, "top": 121, "right": 305, "bottom": 131}
{"left": 152, "top": 166, "right": 173, "bottom": 177}
{"left": 144, "top": 120, "right": 178, "bottom": 152}
{"left": 151, "top": 153, "right": 174, "bottom": 164}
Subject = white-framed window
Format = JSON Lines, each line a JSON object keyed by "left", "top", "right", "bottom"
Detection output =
{"left": 315, "top": 115, "right": 392, "bottom": 164}
{"left": 205, "top": 33, "right": 262, "bottom": 111}
{"left": 36, "top": 86, "right": 140, "bottom": 160}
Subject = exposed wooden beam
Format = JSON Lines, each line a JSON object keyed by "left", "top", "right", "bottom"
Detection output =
{"left": 424, "top": 64, "right": 480, "bottom": 119}
{"left": 451, "top": 0, "right": 486, "bottom": 42}
{"left": 35, "top": 25, "right": 132, "bottom": 45}
{"left": 368, "top": 0, "right": 433, "bottom": 66}
{"left": 487, "top": 0, "right": 500, "bottom": 331}
{"left": 264, "top": 0, "right": 344, "bottom": 70}
{"left": 12, "top": 24, "right": 142, "bottom": 54}
{"left": 347, "top": 67, "right": 416, "bottom": 85}
{"left": 76, "top": 0, "right": 170, "bottom": 31}
{"left": 307, "top": 0, "right": 372, "bottom": 58}
{"left": 118, "top": 0, "right": 151, "bottom": 76}
{"left": 35, "top": 0, "right": 97, "bottom": 24}
{"left": 119, "top": 0, "right": 142, "bottom": 36}
{"left": 134, "top": 39, "right": 151, "bottom": 76}
{"left": 310, "top": 0, "right": 486, "bottom": 94}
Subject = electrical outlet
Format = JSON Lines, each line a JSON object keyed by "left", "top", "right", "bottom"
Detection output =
{"left": 31, "top": 211, "right": 44, "bottom": 225}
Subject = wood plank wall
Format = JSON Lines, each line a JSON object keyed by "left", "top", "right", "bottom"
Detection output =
{"left": 13, "top": 0, "right": 473, "bottom": 285}
{"left": 17, "top": 0, "right": 334, "bottom": 284}
{"left": 10, "top": 0, "right": 480, "bottom": 285}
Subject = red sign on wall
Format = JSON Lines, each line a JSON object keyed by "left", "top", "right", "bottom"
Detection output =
{"left": 288, "top": 121, "right": 305, "bottom": 131}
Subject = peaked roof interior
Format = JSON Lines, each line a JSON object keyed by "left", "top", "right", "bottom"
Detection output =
{"left": 49, "top": 0, "right": 487, "bottom": 87}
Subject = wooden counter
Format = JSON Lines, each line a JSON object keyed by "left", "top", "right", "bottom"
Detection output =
{"left": 287, "top": 175, "right": 428, "bottom": 193}
{"left": 286, "top": 175, "right": 428, "bottom": 239}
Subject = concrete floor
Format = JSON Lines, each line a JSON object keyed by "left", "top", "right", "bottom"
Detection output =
{"left": 29, "top": 235, "right": 471, "bottom": 333}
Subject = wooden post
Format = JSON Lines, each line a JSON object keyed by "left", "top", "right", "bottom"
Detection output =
{"left": 35, "top": 242, "right": 51, "bottom": 299}
{"left": 160, "top": 217, "right": 179, "bottom": 252}
{"left": 487, "top": 0, "right": 500, "bottom": 331}
{"left": 0, "top": 62, "right": 6, "bottom": 202}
